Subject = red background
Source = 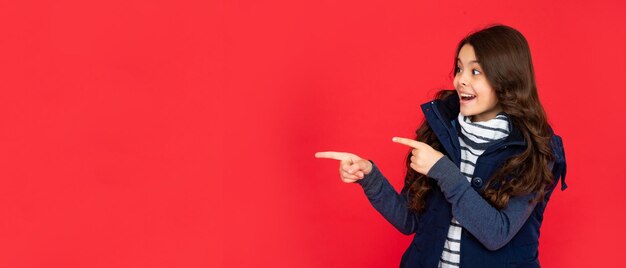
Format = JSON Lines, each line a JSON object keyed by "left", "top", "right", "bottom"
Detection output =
{"left": 1, "top": 0, "right": 625, "bottom": 267}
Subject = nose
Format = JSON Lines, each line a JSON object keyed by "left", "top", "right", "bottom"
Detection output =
{"left": 458, "top": 71, "right": 469, "bottom": 87}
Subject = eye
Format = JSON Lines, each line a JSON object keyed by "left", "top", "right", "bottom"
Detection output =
{"left": 472, "top": 69, "right": 481, "bottom": 75}
{"left": 455, "top": 66, "right": 462, "bottom": 74}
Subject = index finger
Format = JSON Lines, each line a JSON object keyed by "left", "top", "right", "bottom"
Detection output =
{"left": 392, "top": 137, "right": 424, "bottom": 149}
{"left": 315, "top": 151, "right": 351, "bottom": 161}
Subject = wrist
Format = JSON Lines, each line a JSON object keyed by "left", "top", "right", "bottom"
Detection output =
{"left": 363, "top": 160, "right": 373, "bottom": 175}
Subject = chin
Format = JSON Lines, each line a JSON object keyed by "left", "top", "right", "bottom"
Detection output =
{"left": 459, "top": 108, "right": 474, "bottom": 117}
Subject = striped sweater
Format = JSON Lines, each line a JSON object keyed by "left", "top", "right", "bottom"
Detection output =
{"left": 438, "top": 113, "right": 510, "bottom": 268}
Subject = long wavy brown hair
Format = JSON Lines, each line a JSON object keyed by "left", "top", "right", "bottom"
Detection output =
{"left": 404, "top": 25, "right": 555, "bottom": 213}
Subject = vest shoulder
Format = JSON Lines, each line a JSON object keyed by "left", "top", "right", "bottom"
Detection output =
{"left": 550, "top": 133, "right": 566, "bottom": 164}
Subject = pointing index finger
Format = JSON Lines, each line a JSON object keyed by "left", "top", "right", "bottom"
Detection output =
{"left": 315, "top": 151, "right": 350, "bottom": 161}
{"left": 392, "top": 137, "right": 423, "bottom": 149}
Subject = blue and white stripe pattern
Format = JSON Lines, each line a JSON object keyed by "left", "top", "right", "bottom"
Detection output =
{"left": 438, "top": 113, "right": 510, "bottom": 268}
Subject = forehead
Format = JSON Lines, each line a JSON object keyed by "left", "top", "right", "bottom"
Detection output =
{"left": 457, "top": 44, "right": 478, "bottom": 63}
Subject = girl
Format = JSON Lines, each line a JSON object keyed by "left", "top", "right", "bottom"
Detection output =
{"left": 316, "top": 25, "right": 567, "bottom": 267}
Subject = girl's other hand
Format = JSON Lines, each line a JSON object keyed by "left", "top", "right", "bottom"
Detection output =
{"left": 392, "top": 137, "right": 444, "bottom": 175}
{"left": 315, "top": 152, "right": 373, "bottom": 183}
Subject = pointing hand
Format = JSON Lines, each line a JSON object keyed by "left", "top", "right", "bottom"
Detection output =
{"left": 392, "top": 137, "right": 444, "bottom": 175}
{"left": 315, "top": 151, "right": 373, "bottom": 183}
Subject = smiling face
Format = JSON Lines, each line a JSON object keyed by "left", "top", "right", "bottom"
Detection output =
{"left": 453, "top": 44, "right": 502, "bottom": 122}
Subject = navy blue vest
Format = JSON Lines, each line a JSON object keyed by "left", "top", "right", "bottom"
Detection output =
{"left": 400, "top": 93, "right": 567, "bottom": 267}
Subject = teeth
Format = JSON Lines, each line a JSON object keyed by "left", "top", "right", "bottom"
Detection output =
{"left": 460, "top": 93, "right": 475, "bottom": 98}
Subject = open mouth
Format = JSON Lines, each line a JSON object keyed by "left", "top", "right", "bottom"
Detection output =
{"left": 460, "top": 93, "right": 476, "bottom": 101}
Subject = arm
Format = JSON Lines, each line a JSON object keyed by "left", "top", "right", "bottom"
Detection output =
{"left": 357, "top": 161, "right": 419, "bottom": 235}
{"left": 315, "top": 151, "right": 418, "bottom": 235}
{"left": 427, "top": 157, "right": 536, "bottom": 250}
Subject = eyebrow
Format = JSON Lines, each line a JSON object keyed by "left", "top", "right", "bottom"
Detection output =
{"left": 456, "top": 58, "right": 480, "bottom": 65}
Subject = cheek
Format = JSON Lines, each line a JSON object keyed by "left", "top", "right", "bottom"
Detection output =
{"left": 490, "top": 93, "right": 499, "bottom": 104}
{"left": 478, "top": 83, "right": 495, "bottom": 101}
{"left": 484, "top": 90, "right": 499, "bottom": 107}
